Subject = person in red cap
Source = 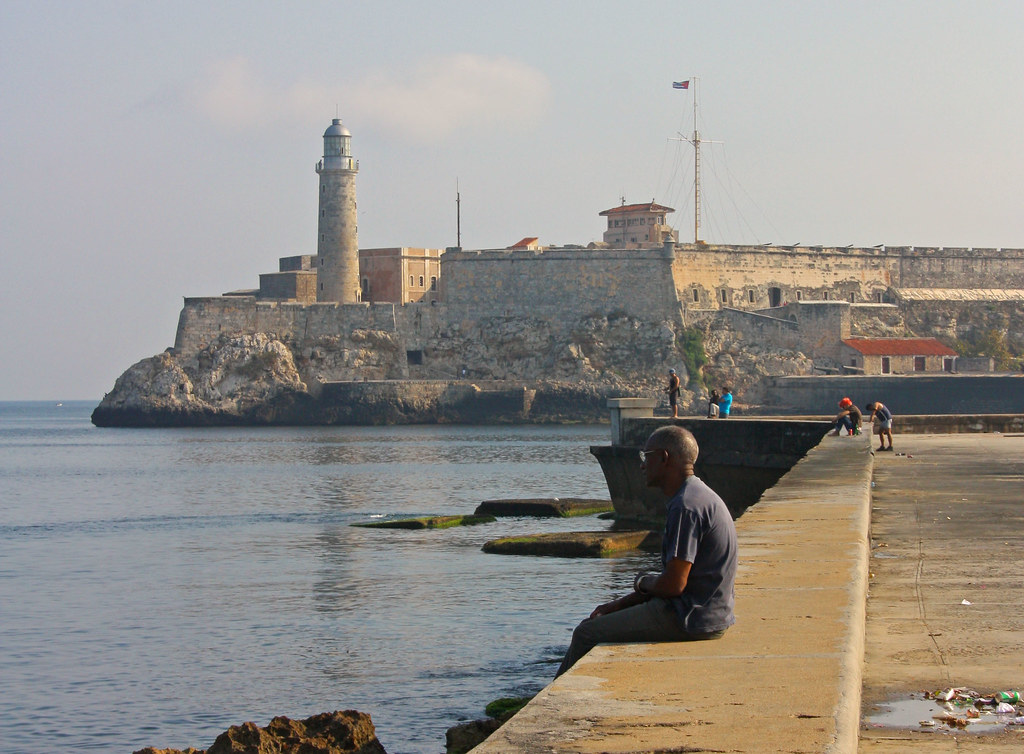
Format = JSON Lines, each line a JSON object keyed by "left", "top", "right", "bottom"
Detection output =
{"left": 830, "top": 397, "right": 862, "bottom": 436}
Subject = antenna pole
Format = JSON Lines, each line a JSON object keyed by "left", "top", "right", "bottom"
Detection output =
{"left": 693, "top": 77, "right": 700, "bottom": 244}
{"left": 456, "top": 179, "right": 461, "bottom": 249}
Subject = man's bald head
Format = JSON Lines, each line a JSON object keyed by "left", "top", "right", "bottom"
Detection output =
{"left": 646, "top": 426, "right": 699, "bottom": 474}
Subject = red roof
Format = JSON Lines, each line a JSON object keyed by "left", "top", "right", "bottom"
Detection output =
{"left": 599, "top": 202, "right": 674, "bottom": 216}
{"left": 509, "top": 237, "right": 539, "bottom": 248}
{"left": 842, "top": 338, "right": 957, "bottom": 356}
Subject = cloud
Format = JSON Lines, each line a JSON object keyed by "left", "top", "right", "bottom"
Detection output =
{"left": 193, "top": 54, "right": 552, "bottom": 141}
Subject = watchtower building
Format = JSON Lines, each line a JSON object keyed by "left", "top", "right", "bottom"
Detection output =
{"left": 316, "top": 119, "right": 360, "bottom": 303}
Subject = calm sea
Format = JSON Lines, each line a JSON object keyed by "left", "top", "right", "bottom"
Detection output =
{"left": 0, "top": 402, "right": 654, "bottom": 754}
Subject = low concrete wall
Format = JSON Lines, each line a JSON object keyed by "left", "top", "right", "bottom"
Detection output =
{"left": 760, "top": 374, "right": 1024, "bottom": 414}
{"left": 591, "top": 417, "right": 832, "bottom": 523}
{"left": 475, "top": 433, "right": 872, "bottom": 753}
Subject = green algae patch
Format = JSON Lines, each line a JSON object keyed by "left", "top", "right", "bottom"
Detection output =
{"left": 353, "top": 514, "right": 496, "bottom": 530}
{"left": 482, "top": 530, "right": 659, "bottom": 557}
{"left": 485, "top": 696, "right": 533, "bottom": 718}
{"left": 474, "top": 498, "right": 613, "bottom": 518}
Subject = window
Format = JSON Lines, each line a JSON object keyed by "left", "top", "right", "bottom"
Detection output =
{"left": 876, "top": 291, "right": 884, "bottom": 303}
{"left": 796, "top": 290, "right": 803, "bottom": 301}
{"left": 881, "top": 356, "right": 891, "bottom": 374}
{"left": 848, "top": 292, "right": 856, "bottom": 303}
{"left": 944, "top": 357, "right": 954, "bottom": 372}
{"left": 720, "top": 289, "right": 728, "bottom": 303}
{"left": 409, "top": 275, "right": 414, "bottom": 286}
{"left": 822, "top": 291, "right": 829, "bottom": 301}
{"left": 361, "top": 277, "right": 370, "bottom": 293}
{"left": 406, "top": 350, "right": 423, "bottom": 365}
{"left": 914, "top": 356, "right": 925, "bottom": 372}
{"left": 692, "top": 288, "right": 699, "bottom": 303}
{"left": 430, "top": 276, "right": 437, "bottom": 291}
{"left": 748, "top": 290, "right": 755, "bottom": 303}
{"left": 419, "top": 276, "right": 424, "bottom": 287}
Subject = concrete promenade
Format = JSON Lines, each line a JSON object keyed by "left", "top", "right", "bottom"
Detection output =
{"left": 473, "top": 432, "right": 1024, "bottom": 753}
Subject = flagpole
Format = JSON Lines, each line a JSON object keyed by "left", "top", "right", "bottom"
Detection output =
{"left": 693, "top": 76, "right": 700, "bottom": 244}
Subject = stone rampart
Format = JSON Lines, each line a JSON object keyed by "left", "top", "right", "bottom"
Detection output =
{"left": 173, "top": 297, "right": 399, "bottom": 355}
{"left": 441, "top": 246, "right": 681, "bottom": 322}
{"left": 671, "top": 243, "right": 1024, "bottom": 308}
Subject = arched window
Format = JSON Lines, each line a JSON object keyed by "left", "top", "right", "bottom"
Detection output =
{"left": 430, "top": 276, "right": 437, "bottom": 291}
{"left": 419, "top": 276, "right": 424, "bottom": 287}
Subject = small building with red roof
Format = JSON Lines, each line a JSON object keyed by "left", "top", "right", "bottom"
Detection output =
{"left": 599, "top": 200, "right": 678, "bottom": 248}
{"left": 840, "top": 337, "right": 958, "bottom": 375}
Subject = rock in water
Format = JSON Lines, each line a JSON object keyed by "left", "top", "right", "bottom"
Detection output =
{"left": 133, "top": 710, "right": 387, "bottom": 754}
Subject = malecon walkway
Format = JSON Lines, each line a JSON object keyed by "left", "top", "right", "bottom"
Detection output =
{"left": 473, "top": 429, "right": 1024, "bottom": 753}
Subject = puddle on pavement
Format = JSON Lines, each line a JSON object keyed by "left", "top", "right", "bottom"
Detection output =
{"left": 865, "top": 694, "right": 1023, "bottom": 734}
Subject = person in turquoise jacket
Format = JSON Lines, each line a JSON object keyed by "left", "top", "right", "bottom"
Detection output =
{"left": 718, "top": 387, "right": 733, "bottom": 418}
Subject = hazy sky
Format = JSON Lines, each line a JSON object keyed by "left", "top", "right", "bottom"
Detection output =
{"left": 3, "top": 1, "right": 1024, "bottom": 400}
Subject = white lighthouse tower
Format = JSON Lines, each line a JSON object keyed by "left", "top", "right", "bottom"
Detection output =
{"left": 316, "top": 118, "right": 360, "bottom": 303}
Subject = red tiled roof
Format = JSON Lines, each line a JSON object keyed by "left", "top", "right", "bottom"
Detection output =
{"left": 599, "top": 202, "right": 675, "bottom": 216}
{"left": 841, "top": 338, "right": 957, "bottom": 356}
{"left": 509, "top": 237, "right": 539, "bottom": 248}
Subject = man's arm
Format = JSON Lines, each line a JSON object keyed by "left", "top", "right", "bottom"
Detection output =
{"left": 589, "top": 590, "right": 648, "bottom": 618}
{"left": 637, "top": 557, "right": 692, "bottom": 598}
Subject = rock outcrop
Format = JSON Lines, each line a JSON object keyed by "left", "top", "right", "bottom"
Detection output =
{"left": 133, "top": 710, "right": 387, "bottom": 754}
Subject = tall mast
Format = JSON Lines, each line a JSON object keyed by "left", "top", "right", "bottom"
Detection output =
{"left": 456, "top": 179, "right": 462, "bottom": 248}
{"left": 693, "top": 77, "right": 700, "bottom": 244}
{"left": 672, "top": 76, "right": 719, "bottom": 244}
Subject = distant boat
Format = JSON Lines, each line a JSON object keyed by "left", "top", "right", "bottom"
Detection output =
{"left": 55, "top": 402, "right": 63, "bottom": 407}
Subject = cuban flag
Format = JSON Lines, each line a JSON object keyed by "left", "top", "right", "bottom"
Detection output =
{"left": 672, "top": 80, "right": 690, "bottom": 90}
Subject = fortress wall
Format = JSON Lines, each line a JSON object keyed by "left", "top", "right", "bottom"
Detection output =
{"left": 173, "top": 297, "right": 398, "bottom": 354}
{"left": 672, "top": 245, "right": 894, "bottom": 307}
{"left": 672, "top": 244, "right": 1024, "bottom": 305}
{"left": 440, "top": 247, "right": 681, "bottom": 322}
{"left": 894, "top": 248, "right": 1024, "bottom": 288}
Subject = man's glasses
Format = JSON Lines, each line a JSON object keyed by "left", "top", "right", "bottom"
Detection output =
{"left": 640, "top": 449, "right": 666, "bottom": 463}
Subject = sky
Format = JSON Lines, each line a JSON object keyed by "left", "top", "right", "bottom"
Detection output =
{"left": 3, "top": 1, "right": 1024, "bottom": 401}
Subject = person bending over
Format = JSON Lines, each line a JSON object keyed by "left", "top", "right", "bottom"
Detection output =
{"left": 865, "top": 401, "right": 894, "bottom": 451}
{"left": 555, "top": 426, "right": 737, "bottom": 677}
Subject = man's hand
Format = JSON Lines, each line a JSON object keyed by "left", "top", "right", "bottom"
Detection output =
{"left": 589, "top": 590, "right": 647, "bottom": 618}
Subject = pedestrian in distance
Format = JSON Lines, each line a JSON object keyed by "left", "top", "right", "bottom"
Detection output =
{"left": 718, "top": 387, "right": 733, "bottom": 418}
{"left": 666, "top": 368, "right": 681, "bottom": 418}
{"left": 865, "top": 401, "right": 894, "bottom": 451}
{"left": 707, "top": 389, "right": 720, "bottom": 418}
{"left": 555, "top": 426, "right": 737, "bottom": 677}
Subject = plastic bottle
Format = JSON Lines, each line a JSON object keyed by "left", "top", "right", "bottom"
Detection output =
{"left": 996, "top": 691, "right": 1021, "bottom": 704}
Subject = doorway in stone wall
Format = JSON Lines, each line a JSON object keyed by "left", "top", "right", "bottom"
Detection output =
{"left": 769, "top": 287, "right": 782, "bottom": 307}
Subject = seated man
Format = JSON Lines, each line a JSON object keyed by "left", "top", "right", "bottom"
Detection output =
{"left": 832, "top": 397, "right": 861, "bottom": 435}
{"left": 555, "top": 426, "right": 737, "bottom": 677}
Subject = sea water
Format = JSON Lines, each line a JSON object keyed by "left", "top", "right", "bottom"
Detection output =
{"left": 0, "top": 402, "right": 654, "bottom": 754}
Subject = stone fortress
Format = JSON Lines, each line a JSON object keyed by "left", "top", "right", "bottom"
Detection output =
{"left": 93, "top": 120, "right": 1024, "bottom": 426}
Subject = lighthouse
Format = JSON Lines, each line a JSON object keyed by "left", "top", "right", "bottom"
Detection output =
{"left": 316, "top": 119, "right": 360, "bottom": 303}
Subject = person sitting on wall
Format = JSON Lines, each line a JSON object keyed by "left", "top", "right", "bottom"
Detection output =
{"left": 554, "top": 426, "right": 737, "bottom": 677}
{"left": 718, "top": 387, "right": 733, "bottom": 418}
{"left": 707, "top": 389, "right": 720, "bottom": 418}
{"left": 666, "top": 368, "right": 681, "bottom": 419}
{"left": 830, "top": 397, "right": 861, "bottom": 436}
{"left": 865, "top": 401, "right": 894, "bottom": 452}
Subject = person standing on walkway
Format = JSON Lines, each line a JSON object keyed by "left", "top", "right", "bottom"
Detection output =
{"left": 865, "top": 401, "right": 894, "bottom": 451}
{"left": 555, "top": 426, "right": 737, "bottom": 677}
{"left": 718, "top": 387, "right": 733, "bottom": 418}
{"left": 666, "top": 368, "right": 681, "bottom": 418}
{"left": 707, "top": 389, "right": 720, "bottom": 418}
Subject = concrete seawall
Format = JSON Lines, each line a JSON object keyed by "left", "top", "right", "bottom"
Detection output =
{"left": 474, "top": 432, "right": 873, "bottom": 753}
